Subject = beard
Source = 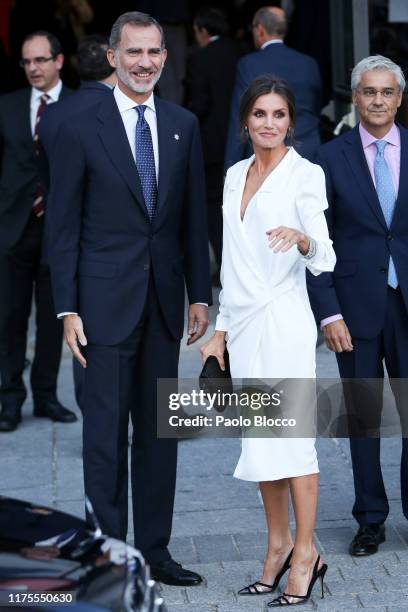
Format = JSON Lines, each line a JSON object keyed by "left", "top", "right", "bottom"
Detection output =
{"left": 115, "top": 57, "right": 164, "bottom": 94}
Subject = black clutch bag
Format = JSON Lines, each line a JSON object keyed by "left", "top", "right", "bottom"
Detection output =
{"left": 199, "top": 347, "right": 233, "bottom": 398}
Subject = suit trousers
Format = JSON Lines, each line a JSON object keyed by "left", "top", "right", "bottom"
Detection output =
{"left": 81, "top": 276, "right": 180, "bottom": 563}
{"left": 0, "top": 213, "right": 63, "bottom": 409}
{"left": 337, "top": 286, "right": 408, "bottom": 525}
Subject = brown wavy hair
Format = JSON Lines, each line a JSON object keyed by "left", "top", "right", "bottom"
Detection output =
{"left": 238, "top": 74, "right": 297, "bottom": 145}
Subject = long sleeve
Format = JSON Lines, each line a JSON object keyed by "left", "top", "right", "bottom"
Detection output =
{"left": 215, "top": 260, "right": 229, "bottom": 332}
{"left": 48, "top": 120, "right": 85, "bottom": 314}
{"left": 214, "top": 171, "right": 231, "bottom": 332}
{"left": 306, "top": 153, "right": 343, "bottom": 321}
{"left": 182, "top": 116, "right": 213, "bottom": 306}
{"left": 296, "top": 163, "right": 336, "bottom": 276}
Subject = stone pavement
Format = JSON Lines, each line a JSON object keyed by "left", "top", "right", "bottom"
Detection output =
{"left": 1, "top": 298, "right": 408, "bottom": 611}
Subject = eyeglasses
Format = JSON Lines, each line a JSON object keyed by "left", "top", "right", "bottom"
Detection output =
{"left": 19, "top": 56, "right": 55, "bottom": 68}
{"left": 356, "top": 87, "right": 398, "bottom": 99}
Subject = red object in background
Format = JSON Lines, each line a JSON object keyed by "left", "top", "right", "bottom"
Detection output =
{"left": 0, "top": 0, "right": 12, "bottom": 56}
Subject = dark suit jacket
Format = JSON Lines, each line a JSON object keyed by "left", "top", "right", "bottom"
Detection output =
{"left": 307, "top": 124, "right": 408, "bottom": 339}
{"left": 186, "top": 37, "right": 241, "bottom": 166}
{"left": 0, "top": 85, "right": 73, "bottom": 250}
{"left": 40, "top": 81, "right": 113, "bottom": 165}
{"left": 225, "top": 42, "right": 322, "bottom": 170}
{"left": 39, "top": 82, "right": 113, "bottom": 263}
{"left": 48, "top": 94, "right": 212, "bottom": 345}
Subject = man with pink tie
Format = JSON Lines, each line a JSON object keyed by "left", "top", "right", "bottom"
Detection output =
{"left": 308, "top": 55, "right": 408, "bottom": 557}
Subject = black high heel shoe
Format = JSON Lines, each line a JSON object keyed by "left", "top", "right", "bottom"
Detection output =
{"left": 238, "top": 548, "right": 293, "bottom": 596}
{"left": 267, "top": 554, "right": 328, "bottom": 606}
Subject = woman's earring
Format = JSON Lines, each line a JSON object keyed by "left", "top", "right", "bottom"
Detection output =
{"left": 287, "top": 126, "right": 293, "bottom": 139}
{"left": 244, "top": 126, "right": 249, "bottom": 137}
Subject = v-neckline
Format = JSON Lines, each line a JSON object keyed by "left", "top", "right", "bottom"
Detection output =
{"left": 239, "top": 148, "right": 291, "bottom": 222}
{"left": 241, "top": 193, "right": 256, "bottom": 222}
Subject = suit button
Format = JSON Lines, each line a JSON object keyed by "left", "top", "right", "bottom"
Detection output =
{"left": 379, "top": 267, "right": 387, "bottom": 273}
{"left": 143, "top": 263, "right": 150, "bottom": 271}
{"left": 387, "top": 234, "right": 393, "bottom": 240}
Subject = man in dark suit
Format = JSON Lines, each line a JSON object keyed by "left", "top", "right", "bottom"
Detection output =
{"left": 225, "top": 5, "right": 322, "bottom": 170}
{"left": 48, "top": 12, "right": 211, "bottom": 585}
{"left": 40, "top": 34, "right": 116, "bottom": 411}
{"left": 308, "top": 55, "right": 408, "bottom": 556}
{"left": 0, "top": 31, "right": 76, "bottom": 432}
{"left": 186, "top": 6, "right": 240, "bottom": 275}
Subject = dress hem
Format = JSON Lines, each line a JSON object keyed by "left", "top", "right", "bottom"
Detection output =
{"left": 233, "top": 468, "right": 319, "bottom": 482}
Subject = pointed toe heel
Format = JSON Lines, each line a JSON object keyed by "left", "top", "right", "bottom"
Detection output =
{"left": 267, "top": 555, "right": 328, "bottom": 607}
{"left": 238, "top": 548, "right": 293, "bottom": 596}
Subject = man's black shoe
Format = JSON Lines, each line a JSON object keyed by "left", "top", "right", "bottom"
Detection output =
{"left": 349, "top": 523, "right": 385, "bottom": 556}
{"left": 33, "top": 400, "right": 77, "bottom": 423}
{"left": 0, "top": 406, "right": 22, "bottom": 432}
{"left": 150, "top": 559, "right": 203, "bottom": 586}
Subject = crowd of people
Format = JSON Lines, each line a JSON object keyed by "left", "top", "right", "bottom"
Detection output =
{"left": 0, "top": 2, "right": 408, "bottom": 607}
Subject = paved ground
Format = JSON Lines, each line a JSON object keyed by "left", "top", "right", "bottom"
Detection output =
{"left": 1, "top": 296, "right": 408, "bottom": 611}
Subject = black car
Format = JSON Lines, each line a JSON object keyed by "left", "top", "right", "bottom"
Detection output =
{"left": 0, "top": 496, "right": 165, "bottom": 611}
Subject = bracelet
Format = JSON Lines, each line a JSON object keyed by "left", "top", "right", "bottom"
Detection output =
{"left": 298, "top": 237, "right": 317, "bottom": 259}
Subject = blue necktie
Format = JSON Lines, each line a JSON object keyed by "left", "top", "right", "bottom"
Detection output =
{"left": 374, "top": 139, "right": 398, "bottom": 288}
{"left": 135, "top": 105, "right": 157, "bottom": 221}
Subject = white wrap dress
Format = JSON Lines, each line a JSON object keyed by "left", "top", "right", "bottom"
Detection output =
{"left": 215, "top": 148, "right": 336, "bottom": 481}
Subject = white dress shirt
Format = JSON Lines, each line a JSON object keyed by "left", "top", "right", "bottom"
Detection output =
{"left": 260, "top": 39, "right": 284, "bottom": 50}
{"left": 113, "top": 85, "right": 159, "bottom": 180}
{"left": 30, "top": 80, "right": 62, "bottom": 135}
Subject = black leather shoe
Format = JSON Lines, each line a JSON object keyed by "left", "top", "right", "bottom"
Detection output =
{"left": 150, "top": 559, "right": 203, "bottom": 586}
{"left": 0, "top": 406, "right": 22, "bottom": 432}
{"left": 33, "top": 400, "right": 77, "bottom": 423}
{"left": 349, "top": 523, "right": 385, "bottom": 556}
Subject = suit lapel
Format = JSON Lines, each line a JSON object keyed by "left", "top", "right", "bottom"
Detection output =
{"left": 391, "top": 125, "right": 408, "bottom": 229}
{"left": 343, "top": 126, "right": 388, "bottom": 230}
{"left": 97, "top": 95, "right": 148, "bottom": 220}
{"left": 155, "top": 96, "right": 177, "bottom": 216}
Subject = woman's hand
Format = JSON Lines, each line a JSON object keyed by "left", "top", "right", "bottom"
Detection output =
{"left": 266, "top": 226, "right": 310, "bottom": 255}
{"left": 200, "top": 331, "right": 227, "bottom": 371}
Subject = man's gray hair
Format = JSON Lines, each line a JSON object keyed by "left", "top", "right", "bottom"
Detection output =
{"left": 254, "top": 6, "right": 287, "bottom": 37}
{"left": 109, "top": 11, "right": 165, "bottom": 50}
{"left": 351, "top": 55, "right": 406, "bottom": 92}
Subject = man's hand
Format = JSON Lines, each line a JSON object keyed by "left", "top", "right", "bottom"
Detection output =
{"left": 187, "top": 304, "right": 209, "bottom": 345}
{"left": 63, "top": 314, "right": 88, "bottom": 367}
{"left": 323, "top": 319, "right": 353, "bottom": 353}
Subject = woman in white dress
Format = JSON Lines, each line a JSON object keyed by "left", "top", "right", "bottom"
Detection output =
{"left": 201, "top": 76, "right": 336, "bottom": 606}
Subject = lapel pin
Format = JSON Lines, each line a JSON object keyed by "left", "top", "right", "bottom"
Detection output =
{"left": 174, "top": 134, "right": 180, "bottom": 140}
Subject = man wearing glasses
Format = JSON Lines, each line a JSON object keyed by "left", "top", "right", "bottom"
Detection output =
{"left": 308, "top": 55, "right": 408, "bottom": 557}
{"left": 0, "top": 31, "right": 75, "bottom": 432}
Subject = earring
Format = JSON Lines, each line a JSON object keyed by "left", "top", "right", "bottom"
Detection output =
{"left": 287, "top": 126, "right": 293, "bottom": 138}
{"left": 244, "top": 126, "right": 249, "bottom": 137}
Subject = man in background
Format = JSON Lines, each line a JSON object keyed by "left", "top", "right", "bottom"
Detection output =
{"left": 225, "top": 5, "right": 322, "bottom": 169}
{"left": 0, "top": 31, "right": 75, "bottom": 432}
{"left": 40, "top": 34, "right": 116, "bottom": 411}
{"left": 186, "top": 6, "right": 240, "bottom": 281}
